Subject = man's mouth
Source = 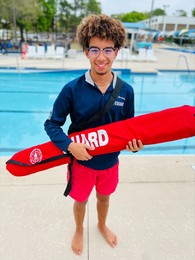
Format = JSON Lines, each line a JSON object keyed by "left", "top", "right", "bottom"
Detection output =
{"left": 96, "top": 63, "right": 108, "bottom": 69}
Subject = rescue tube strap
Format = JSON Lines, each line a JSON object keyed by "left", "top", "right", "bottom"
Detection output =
{"left": 6, "top": 153, "right": 70, "bottom": 167}
{"left": 68, "top": 77, "right": 123, "bottom": 134}
{"left": 64, "top": 77, "right": 123, "bottom": 196}
{"left": 64, "top": 155, "right": 74, "bottom": 197}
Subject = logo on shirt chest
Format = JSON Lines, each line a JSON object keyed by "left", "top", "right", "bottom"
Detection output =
{"left": 114, "top": 95, "right": 125, "bottom": 107}
{"left": 114, "top": 101, "right": 124, "bottom": 107}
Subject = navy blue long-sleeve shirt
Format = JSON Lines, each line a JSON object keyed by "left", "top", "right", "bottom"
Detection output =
{"left": 44, "top": 70, "right": 134, "bottom": 170}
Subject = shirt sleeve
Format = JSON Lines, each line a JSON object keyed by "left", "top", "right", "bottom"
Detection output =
{"left": 44, "top": 85, "right": 73, "bottom": 152}
{"left": 124, "top": 83, "right": 135, "bottom": 119}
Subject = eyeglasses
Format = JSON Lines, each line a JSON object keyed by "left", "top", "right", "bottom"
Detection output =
{"left": 88, "top": 47, "right": 117, "bottom": 57}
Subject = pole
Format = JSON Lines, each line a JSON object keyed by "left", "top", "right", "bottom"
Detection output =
{"left": 148, "top": 0, "right": 155, "bottom": 29}
{"left": 163, "top": 5, "right": 169, "bottom": 32}
{"left": 12, "top": 0, "right": 17, "bottom": 43}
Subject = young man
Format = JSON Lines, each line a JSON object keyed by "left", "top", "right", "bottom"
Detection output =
{"left": 44, "top": 14, "right": 143, "bottom": 255}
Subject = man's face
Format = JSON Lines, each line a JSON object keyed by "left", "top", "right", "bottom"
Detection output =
{"left": 85, "top": 37, "right": 118, "bottom": 76}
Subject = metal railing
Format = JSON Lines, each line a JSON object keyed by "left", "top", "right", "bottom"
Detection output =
{"left": 176, "top": 54, "right": 190, "bottom": 73}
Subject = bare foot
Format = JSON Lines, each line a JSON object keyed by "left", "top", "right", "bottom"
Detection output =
{"left": 71, "top": 229, "right": 83, "bottom": 255}
{"left": 98, "top": 223, "right": 118, "bottom": 247}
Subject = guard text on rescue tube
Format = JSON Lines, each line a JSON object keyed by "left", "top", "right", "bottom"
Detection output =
{"left": 70, "top": 129, "right": 108, "bottom": 148}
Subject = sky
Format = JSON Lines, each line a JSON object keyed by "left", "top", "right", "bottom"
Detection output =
{"left": 99, "top": 0, "right": 195, "bottom": 17}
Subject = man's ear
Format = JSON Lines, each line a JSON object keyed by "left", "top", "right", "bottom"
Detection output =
{"left": 85, "top": 48, "right": 89, "bottom": 58}
{"left": 114, "top": 48, "right": 119, "bottom": 58}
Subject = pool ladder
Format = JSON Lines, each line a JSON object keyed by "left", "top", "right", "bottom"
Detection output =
{"left": 176, "top": 55, "right": 190, "bottom": 73}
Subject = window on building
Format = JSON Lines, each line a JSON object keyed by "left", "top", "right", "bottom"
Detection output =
{"left": 177, "top": 24, "right": 186, "bottom": 30}
{"left": 189, "top": 25, "right": 195, "bottom": 29}
{"left": 166, "top": 24, "right": 175, "bottom": 31}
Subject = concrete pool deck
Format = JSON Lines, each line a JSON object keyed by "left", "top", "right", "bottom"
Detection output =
{"left": 1, "top": 155, "right": 195, "bottom": 260}
{"left": 0, "top": 43, "right": 195, "bottom": 72}
{"left": 0, "top": 43, "right": 195, "bottom": 260}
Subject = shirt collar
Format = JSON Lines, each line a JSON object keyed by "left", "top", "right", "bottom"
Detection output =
{"left": 85, "top": 70, "right": 117, "bottom": 89}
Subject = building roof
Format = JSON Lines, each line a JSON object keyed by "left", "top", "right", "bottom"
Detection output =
{"left": 122, "top": 22, "right": 148, "bottom": 29}
{"left": 122, "top": 22, "right": 159, "bottom": 33}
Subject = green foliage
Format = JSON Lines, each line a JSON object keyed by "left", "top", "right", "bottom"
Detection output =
{"left": 58, "top": 0, "right": 101, "bottom": 33}
{"left": 58, "top": 0, "right": 76, "bottom": 32}
{"left": 152, "top": 8, "right": 165, "bottom": 16}
{"left": 192, "top": 8, "right": 195, "bottom": 17}
{"left": 85, "top": 0, "right": 101, "bottom": 15}
{"left": 0, "top": 0, "right": 10, "bottom": 24}
{"left": 0, "top": 0, "right": 43, "bottom": 40}
{"left": 0, "top": 0, "right": 194, "bottom": 41}
{"left": 37, "top": 0, "right": 56, "bottom": 32}
{"left": 119, "top": 11, "right": 147, "bottom": 23}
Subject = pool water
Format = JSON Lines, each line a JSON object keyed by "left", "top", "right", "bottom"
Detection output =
{"left": 0, "top": 69, "right": 194, "bottom": 156}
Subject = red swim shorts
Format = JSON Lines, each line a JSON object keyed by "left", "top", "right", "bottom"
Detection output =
{"left": 67, "top": 160, "right": 119, "bottom": 202}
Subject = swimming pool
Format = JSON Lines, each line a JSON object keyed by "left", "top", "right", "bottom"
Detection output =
{"left": 0, "top": 69, "right": 194, "bottom": 156}
{"left": 164, "top": 47, "right": 195, "bottom": 54}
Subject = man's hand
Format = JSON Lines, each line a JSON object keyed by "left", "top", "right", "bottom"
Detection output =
{"left": 67, "top": 142, "right": 95, "bottom": 161}
{"left": 126, "top": 139, "right": 144, "bottom": 152}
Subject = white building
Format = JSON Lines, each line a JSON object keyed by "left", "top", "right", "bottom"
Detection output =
{"left": 143, "top": 16, "right": 195, "bottom": 32}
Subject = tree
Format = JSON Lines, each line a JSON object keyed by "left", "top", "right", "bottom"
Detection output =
{"left": 85, "top": 0, "right": 101, "bottom": 15}
{"left": 59, "top": 0, "right": 101, "bottom": 33}
{"left": 0, "top": 0, "right": 12, "bottom": 31}
{"left": 16, "top": 0, "right": 43, "bottom": 41}
{"left": 152, "top": 8, "right": 165, "bottom": 16}
{"left": 192, "top": 8, "right": 195, "bottom": 17}
{"left": 0, "top": 0, "right": 42, "bottom": 41}
{"left": 118, "top": 11, "right": 147, "bottom": 23}
{"left": 58, "top": 0, "right": 75, "bottom": 33}
{"left": 0, "top": 0, "right": 59, "bottom": 41}
{"left": 175, "top": 10, "right": 187, "bottom": 16}
{"left": 37, "top": 0, "right": 57, "bottom": 33}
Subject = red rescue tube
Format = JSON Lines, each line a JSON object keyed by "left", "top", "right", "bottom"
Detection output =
{"left": 6, "top": 105, "right": 195, "bottom": 176}
{"left": 6, "top": 142, "right": 71, "bottom": 176}
{"left": 70, "top": 104, "right": 195, "bottom": 155}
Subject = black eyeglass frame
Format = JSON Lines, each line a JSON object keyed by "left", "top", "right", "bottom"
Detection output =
{"left": 87, "top": 46, "right": 117, "bottom": 55}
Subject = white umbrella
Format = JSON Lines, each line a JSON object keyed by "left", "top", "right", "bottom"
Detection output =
{"left": 167, "top": 30, "right": 176, "bottom": 37}
{"left": 178, "top": 29, "right": 188, "bottom": 36}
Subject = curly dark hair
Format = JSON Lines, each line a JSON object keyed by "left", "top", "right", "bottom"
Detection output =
{"left": 76, "top": 14, "right": 126, "bottom": 50}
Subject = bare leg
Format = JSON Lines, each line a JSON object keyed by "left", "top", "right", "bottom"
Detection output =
{"left": 71, "top": 200, "right": 88, "bottom": 255}
{"left": 96, "top": 192, "right": 117, "bottom": 247}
